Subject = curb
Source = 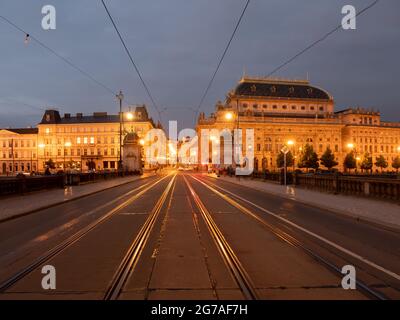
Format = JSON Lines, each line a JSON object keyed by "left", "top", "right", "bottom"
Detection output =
{"left": 0, "top": 174, "right": 155, "bottom": 224}
{"left": 211, "top": 175, "right": 400, "bottom": 234}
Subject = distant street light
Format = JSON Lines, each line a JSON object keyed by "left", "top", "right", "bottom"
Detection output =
{"left": 64, "top": 141, "right": 72, "bottom": 170}
{"left": 287, "top": 140, "right": 295, "bottom": 170}
{"left": 225, "top": 112, "right": 233, "bottom": 121}
{"left": 281, "top": 145, "right": 290, "bottom": 186}
{"left": 126, "top": 112, "right": 134, "bottom": 121}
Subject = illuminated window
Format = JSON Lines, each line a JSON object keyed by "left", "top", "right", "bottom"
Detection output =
{"left": 83, "top": 137, "right": 88, "bottom": 144}
{"left": 45, "top": 128, "right": 50, "bottom": 134}
{"left": 77, "top": 137, "right": 81, "bottom": 144}
{"left": 90, "top": 137, "right": 95, "bottom": 144}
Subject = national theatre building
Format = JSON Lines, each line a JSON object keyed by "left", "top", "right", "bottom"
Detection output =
{"left": 197, "top": 76, "right": 400, "bottom": 172}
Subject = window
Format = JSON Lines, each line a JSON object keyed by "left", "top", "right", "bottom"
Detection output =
{"left": 45, "top": 128, "right": 50, "bottom": 134}
{"left": 84, "top": 149, "right": 88, "bottom": 156}
{"left": 111, "top": 137, "right": 115, "bottom": 144}
{"left": 90, "top": 137, "right": 95, "bottom": 144}
{"left": 111, "top": 148, "right": 115, "bottom": 156}
{"left": 310, "top": 106, "right": 315, "bottom": 111}
{"left": 262, "top": 104, "right": 267, "bottom": 109}
{"left": 83, "top": 137, "right": 88, "bottom": 144}
{"left": 291, "top": 106, "right": 296, "bottom": 110}
{"left": 253, "top": 104, "right": 258, "bottom": 109}
{"left": 273, "top": 105, "right": 277, "bottom": 109}
{"left": 242, "top": 103, "right": 248, "bottom": 108}
{"left": 77, "top": 137, "right": 81, "bottom": 144}
{"left": 104, "top": 148, "right": 108, "bottom": 156}
{"left": 301, "top": 106, "right": 305, "bottom": 110}
{"left": 282, "top": 105, "right": 287, "bottom": 110}
{"left": 319, "top": 106, "right": 324, "bottom": 111}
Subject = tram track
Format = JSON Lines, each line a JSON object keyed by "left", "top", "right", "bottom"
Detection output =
{"left": 183, "top": 175, "right": 259, "bottom": 300}
{"left": 0, "top": 174, "right": 173, "bottom": 293}
{"left": 190, "top": 174, "right": 395, "bottom": 300}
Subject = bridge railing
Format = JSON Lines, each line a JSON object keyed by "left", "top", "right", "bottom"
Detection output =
{"left": 293, "top": 174, "right": 400, "bottom": 201}
{"left": 0, "top": 170, "right": 141, "bottom": 196}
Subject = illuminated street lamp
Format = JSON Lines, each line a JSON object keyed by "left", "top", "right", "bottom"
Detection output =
{"left": 139, "top": 139, "right": 145, "bottom": 146}
{"left": 126, "top": 112, "right": 134, "bottom": 121}
{"left": 347, "top": 143, "right": 354, "bottom": 150}
{"left": 281, "top": 145, "right": 290, "bottom": 186}
{"left": 64, "top": 141, "right": 72, "bottom": 170}
{"left": 287, "top": 140, "right": 295, "bottom": 170}
{"left": 224, "top": 112, "right": 233, "bottom": 121}
{"left": 38, "top": 143, "right": 45, "bottom": 173}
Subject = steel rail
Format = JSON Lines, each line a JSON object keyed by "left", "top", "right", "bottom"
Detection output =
{"left": 0, "top": 174, "right": 172, "bottom": 293}
{"left": 104, "top": 174, "right": 177, "bottom": 300}
{"left": 191, "top": 175, "right": 388, "bottom": 300}
{"left": 183, "top": 175, "right": 258, "bottom": 300}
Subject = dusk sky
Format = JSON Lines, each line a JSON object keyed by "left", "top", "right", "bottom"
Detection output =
{"left": 0, "top": 0, "right": 399, "bottom": 130}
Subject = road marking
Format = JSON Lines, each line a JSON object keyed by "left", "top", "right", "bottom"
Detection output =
{"left": 193, "top": 175, "right": 400, "bottom": 282}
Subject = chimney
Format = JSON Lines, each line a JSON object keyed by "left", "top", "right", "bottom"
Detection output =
{"left": 64, "top": 113, "right": 71, "bottom": 119}
{"left": 76, "top": 113, "right": 83, "bottom": 118}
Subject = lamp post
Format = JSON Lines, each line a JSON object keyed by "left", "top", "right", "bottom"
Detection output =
{"left": 116, "top": 90, "right": 124, "bottom": 171}
{"left": 281, "top": 145, "right": 289, "bottom": 186}
{"left": 38, "top": 143, "right": 45, "bottom": 173}
{"left": 287, "top": 140, "right": 295, "bottom": 171}
{"left": 64, "top": 141, "right": 72, "bottom": 171}
{"left": 347, "top": 143, "right": 357, "bottom": 172}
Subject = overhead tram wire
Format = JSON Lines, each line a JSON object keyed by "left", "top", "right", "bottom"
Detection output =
{"left": 194, "top": 0, "right": 251, "bottom": 123}
{"left": 0, "top": 15, "right": 117, "bottom": 97}
{"left": 100, "top": 0, "right": 163, "bottom": 123}
{"left": 266, "top": 0, "right": 380, "bottom": 77}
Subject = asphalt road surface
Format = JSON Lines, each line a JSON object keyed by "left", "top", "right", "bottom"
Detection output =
{"left": 0, "top": 171, "right": 399, "bottom": 300}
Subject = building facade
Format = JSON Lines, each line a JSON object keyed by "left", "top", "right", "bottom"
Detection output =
{"left": 197, "top": 76, "right": 400, "bottom": 172}
{"left": 0, "top": 128, "right": 38, "bottom": 174}
{"left": 1, "top": 105, "right": 155, "bottom": 174}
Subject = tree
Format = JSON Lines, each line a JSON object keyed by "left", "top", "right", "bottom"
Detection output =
{"left": 320, "top": 147, "right": 338, "bottom": 170}
{"left": 298, "top": 144, "right": 319, "bottom": 171}
{"left": 360, "top": 153, "right": 373, "bottom": 173}
{"left": 276, "top": 151, "right": 294, "bottom": 168}
{"left": 392, "top": 156, "right": 400, "bottom": 173}
{"left": 343, "top": 152, "right": 356, "bottom": 172}
{"left": 45, "top": 159, "right": 56, "bottom": 169}
{"left": 375, "top": 155, "right": 388, "bottom": 172}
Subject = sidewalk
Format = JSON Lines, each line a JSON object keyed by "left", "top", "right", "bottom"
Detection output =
{"left": 213, "top": 175, "right": 400, "bottom": 232}
{"left": 0, "top": 174, "right": 153, "bottom": 222}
